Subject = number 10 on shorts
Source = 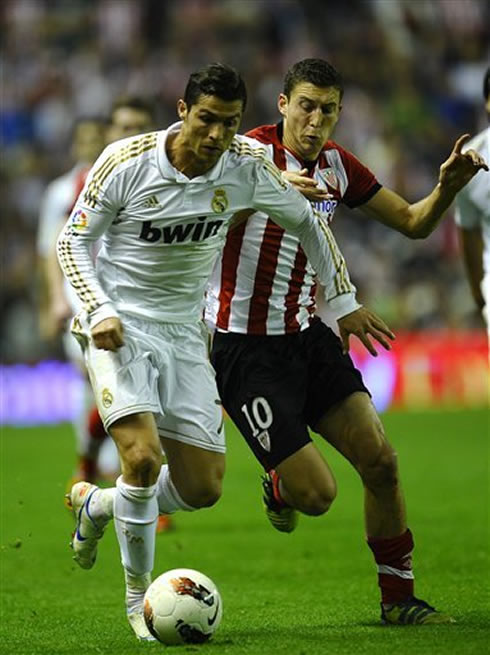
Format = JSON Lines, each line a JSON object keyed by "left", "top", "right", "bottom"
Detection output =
{"left": 241, "top": 397, "right": 273, "bottom": 452}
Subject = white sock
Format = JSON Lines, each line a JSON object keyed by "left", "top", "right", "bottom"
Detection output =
{"left": 89, "top": 487, "right": 115, "bottom": 523}
{"left": 114, "top": 477, "right": 158, "bottom": 576}
{"left": 156, "top": 464, "right": 196, "bottom": 513}
{"left": 125, "top": 569, "right": 151, "bottom": 615}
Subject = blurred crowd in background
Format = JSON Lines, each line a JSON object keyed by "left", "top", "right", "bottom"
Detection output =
{"left": 1, "top": 0, "right": 489, "bottom": 364}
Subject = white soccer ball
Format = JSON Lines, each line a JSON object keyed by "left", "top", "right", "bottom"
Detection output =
{"left": 143, "top": 568, "right": 223, "bottom": 645}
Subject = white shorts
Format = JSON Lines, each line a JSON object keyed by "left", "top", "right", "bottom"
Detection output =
{"left": 72, "top": 313, "right": 225, "bottom": 453}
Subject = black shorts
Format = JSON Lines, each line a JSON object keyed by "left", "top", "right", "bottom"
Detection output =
{"left": 211, "top": 317, "right": 369, "bottom": 471}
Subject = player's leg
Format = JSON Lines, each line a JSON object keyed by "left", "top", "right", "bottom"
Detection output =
{"left": 108, "top": 411, "right": 162, "bottom": 641}
{"left": 158, "top": 437, "right": 225, "bottom": 509}
{"left": 154, "top": 320, "right": 227, "bottom": 514}
{"left": 96, "top": 426, "right": 121, "bottom": 482}
{"left": 315, "top": 392, "right": 405, "bottom": 537}
{"left": 211, "top": 329, "right": 337, "bottom": 532}
{"left": 68, "top": 314, "right": 169, "bottom": 640}
{"left": 315, "top": 391, "right": 454, "bottom": 624}
{"left": 274, "top": 443, "right": 336, "bottom": 516}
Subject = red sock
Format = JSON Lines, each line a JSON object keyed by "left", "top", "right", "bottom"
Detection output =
{"left": 367, "top": 529, "right": 414, "bottom": 604}
{"left": 88, "top": 406, "right": 106, "bottom": 440}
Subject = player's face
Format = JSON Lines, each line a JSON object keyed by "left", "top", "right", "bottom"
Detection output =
{"left": 279, "top": 83, "right": 342, "bottom": 161}
{"left": 107, "top": 107, "right": 154, "bottom": 143}
{"left": 73, "top": 122, "right": 106, "bottom": 164}
{"left": 177, "top": 95, "right": 243, "bottom": 172}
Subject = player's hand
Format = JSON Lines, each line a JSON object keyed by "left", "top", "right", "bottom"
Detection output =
{"left": 282, "top": 169, "right": 332, "bottom": 202}
{"left": 439, "top": 134, "right": 489, "bottom": 192}
{"left": 91, "top": 317, "right": 125, "bottom": 351}
{"left": 337, "top": 307, "right": 395, "bottom": 357}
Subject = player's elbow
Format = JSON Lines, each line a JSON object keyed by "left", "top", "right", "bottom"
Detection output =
{"left": 411, "top": 225, "right": 433, "bottom": 239}
{"left": 400, "top": 222, "right": 432, "bottom": 240}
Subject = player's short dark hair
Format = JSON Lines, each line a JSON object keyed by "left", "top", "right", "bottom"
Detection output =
{"left": 184, "top": 63, "right": 247, "bottom": 110}
{"left": 484, "top": 67, "right": 490, "bottom": 102}
{"left": 110, "top": 95, "right": 156, "bottom": 122}
{"left": 283, "top": 59, "right": 343, "bottom": 99}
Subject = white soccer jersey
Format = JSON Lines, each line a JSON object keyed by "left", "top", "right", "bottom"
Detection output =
{"left": 454, "top": 128, "right": 490, "bottom": 277}
{"left": 57, "top": 123, "right": 360, "bottom": 329}
{"left": 207, "top": 123, "right": 380, "bottom": 334}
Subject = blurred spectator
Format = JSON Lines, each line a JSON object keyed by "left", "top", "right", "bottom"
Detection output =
{"left": 1, "top": 0, "right": 489, "bottom": 363}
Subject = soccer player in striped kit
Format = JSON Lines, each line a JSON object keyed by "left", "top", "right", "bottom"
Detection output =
{"left": 57, "top": 63, "right": 390, "bottom": 641}
{"left": 209, "top": 59, "right": 487, "bottom": 625}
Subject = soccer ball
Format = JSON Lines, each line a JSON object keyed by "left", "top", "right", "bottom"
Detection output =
{"left": 143, "top": 568, "right": 223, "bottom": 645}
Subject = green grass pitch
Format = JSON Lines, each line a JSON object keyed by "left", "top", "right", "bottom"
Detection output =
{"left": 1, "top": 408, "right": 488, "bottom": 655}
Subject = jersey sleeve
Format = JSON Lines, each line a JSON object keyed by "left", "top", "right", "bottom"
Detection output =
{"left": 56, "top": 145, "right": 122, "bottom": 326}
{"left": 335, "top": 144, "right": 381, "bottom": 208}
{"left": 250, "top": 159, "right": 361, "bottom": 319}
{"left": 454, "top": 184, "right": 482, "bottom": 229}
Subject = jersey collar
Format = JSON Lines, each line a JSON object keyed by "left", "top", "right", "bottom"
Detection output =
{"left": 156, "top": 121, "right": 229, "bottom": 183}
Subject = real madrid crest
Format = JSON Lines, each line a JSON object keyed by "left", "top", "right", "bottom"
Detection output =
{"left": 102, "top": 388, "right": 113, "bottom": 408}
{"left": 211, "top": 189, "right": 228, "bottom": 213}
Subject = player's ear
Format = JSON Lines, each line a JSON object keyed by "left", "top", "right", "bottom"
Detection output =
{"left": 277, "top": 94, "right": 289, "bottom": 117}
{"left": 177, "top": 99, "right": 188, "bottom": 121}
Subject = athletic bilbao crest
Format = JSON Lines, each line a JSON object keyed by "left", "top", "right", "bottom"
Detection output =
{"left": 320, "top": 168, "right": 338, "bottom": 190}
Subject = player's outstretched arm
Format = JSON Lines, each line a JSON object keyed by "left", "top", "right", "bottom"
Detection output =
{"left": 360, "top": 134, "right": 488, "bottom": 239}
{"left": 337, "top": 307, "right": 395, "bottom": 357}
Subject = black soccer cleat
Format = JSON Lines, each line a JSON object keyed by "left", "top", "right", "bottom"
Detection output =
{"left": 381, "top": 596, "right": 456, "bottom": 625}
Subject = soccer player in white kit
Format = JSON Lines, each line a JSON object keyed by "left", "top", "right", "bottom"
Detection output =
{"left": 57, "top": 63, "right": 393, "bottom": 641}
{"left": 455, "top": 68, "right": 490, "bottom": 338}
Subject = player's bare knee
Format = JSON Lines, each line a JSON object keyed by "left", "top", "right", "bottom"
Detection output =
{"left": 294, "top": 484, "right": 337, "bottom": 516}
{"left": 184, "top": 479, "right": 223, "bottom": 508}
{"left": 121, "top": 443, "right": 161, "bottom": 486}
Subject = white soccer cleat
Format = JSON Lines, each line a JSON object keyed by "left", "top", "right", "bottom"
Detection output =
{"left": 67, "top": 481, "right": 108, "bottom": 569}
{"left": 127, "top": 611, "right": 156, "bottom": 641}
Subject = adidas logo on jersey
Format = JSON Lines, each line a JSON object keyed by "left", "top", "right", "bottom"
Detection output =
{"left": 139, "top": 218, "right": 225, "bottom": 244}
{"left": 143, "top": 195, "right": 161, "bottom": 208}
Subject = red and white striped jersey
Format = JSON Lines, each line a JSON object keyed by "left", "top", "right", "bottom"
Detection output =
{"left": 208, "top": 122, "right": 381, "bottom": 335}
